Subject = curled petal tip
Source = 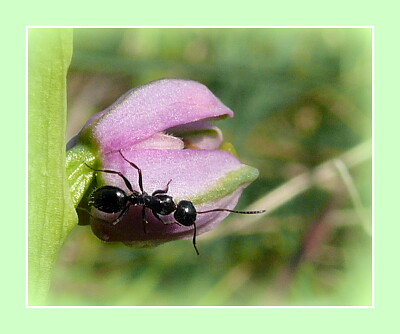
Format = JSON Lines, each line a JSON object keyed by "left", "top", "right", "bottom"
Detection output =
{"left": 78, "top": 79, "right": 234, "bottom": 152}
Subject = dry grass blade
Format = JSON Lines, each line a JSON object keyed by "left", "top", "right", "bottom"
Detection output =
{"left": 204, "top": 140, "right": 372, "bottom": 240}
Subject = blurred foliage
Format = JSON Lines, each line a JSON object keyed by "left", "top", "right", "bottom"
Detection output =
{"left": 53, "top": 28, "right": 372, "bottom": 306}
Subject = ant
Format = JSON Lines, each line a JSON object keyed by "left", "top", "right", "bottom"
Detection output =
{"left": 85, "top": 150, "right": 265, "bottom": 255}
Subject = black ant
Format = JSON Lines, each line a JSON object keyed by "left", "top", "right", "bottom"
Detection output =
{"left": 85, "top": 150, "right": 265, "bottom": 255}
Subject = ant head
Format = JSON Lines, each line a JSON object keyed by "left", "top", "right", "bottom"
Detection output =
{"left": 174, "top": 200, "right": 197, "bottom": 226}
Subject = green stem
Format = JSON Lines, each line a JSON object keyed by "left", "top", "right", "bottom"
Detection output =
{"left": 28, "top": 28, "right": 76, "bottom": 305}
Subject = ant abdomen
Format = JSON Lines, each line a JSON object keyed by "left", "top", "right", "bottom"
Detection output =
{"left": 90, "top": 186, "right": 128, "bottom": 214}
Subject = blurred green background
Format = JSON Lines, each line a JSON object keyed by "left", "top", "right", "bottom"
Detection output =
{"left": 51, "top": 28, "right": 372, "bottom": 306}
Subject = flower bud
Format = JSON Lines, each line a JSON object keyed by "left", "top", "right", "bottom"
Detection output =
{"left": 67, "top": 79, "right": 259, "bottom": 249}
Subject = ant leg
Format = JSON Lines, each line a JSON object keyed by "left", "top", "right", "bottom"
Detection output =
{"left": 112, "top": 204, "right": 131, "bottom": 225}
{"left": 152, "top": 179, "right": 172, "bottom": 196}
{"left": 119, "top": 150, "right": 144, "bottom": 193}
{"left": 151, "top": 210, "right": 165, "bottom": 224}
{"left": 76, "top": 206, "right": 96, "bottom": 225}
{"left": 77, "top": 206, "right": 129, "bottom": 226}
{"left": 141, "top": 206, "right": 148, "bottom": 234}
{"left": 85, "top": 163, "right": 134, "bottom": 193}
{"left": 173, "top": 221, "right": 200, "bottom": 255}
{"left": 172, "top": 219, "right": 200, "bottom": 255}
{"left": 77, "top": 206, "right": 92, "bottom": 216}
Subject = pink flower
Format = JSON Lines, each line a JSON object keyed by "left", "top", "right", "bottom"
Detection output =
{"left": 69, "top": 79, "right": 260, "bottom": 252}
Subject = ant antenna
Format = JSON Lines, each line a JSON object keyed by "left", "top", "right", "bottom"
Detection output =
{"left": 197, "top": 208, "right": 266, "bottom": 215}
{"left": 192, "top": 208, "right": 265, "bottom": 255}
{"left": 192, "top": 223, "right": 199, "bottom": 255}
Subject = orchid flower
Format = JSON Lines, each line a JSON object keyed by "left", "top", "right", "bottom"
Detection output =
{"left": 67, "top": 79, "right": 260, "bottom": 249}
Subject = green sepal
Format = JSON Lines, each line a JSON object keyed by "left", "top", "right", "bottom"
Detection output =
{"left": 181, "top": 165, "right": 259, "bottom": 205}
{"left": 66, "top": 143, "right": 97, "bottom": 208}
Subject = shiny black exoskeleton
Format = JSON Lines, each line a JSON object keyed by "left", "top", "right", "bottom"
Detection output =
{"left": 86, "top": 150, "right": 265, "bottom": 255}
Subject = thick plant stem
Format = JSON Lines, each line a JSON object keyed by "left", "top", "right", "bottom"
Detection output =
{"left": 28, "top": 28, "right": 76, "bottom": 305}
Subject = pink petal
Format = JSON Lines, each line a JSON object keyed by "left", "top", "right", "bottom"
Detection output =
{"left": 80, "top": 79, "right": 234, "bottom": 152}
{"left": 129, "top": 133, "right": 184, "bottom": 150}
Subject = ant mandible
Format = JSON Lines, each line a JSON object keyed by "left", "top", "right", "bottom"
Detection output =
{"left": 85, "top": 150, "right": 265, "bottom": 255}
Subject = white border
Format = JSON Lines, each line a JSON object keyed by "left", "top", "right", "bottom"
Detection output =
{"left": 26, "top": 26, "right": 374, "bottom": 309}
